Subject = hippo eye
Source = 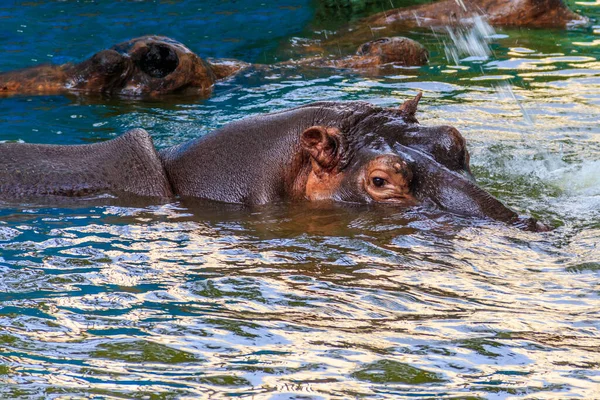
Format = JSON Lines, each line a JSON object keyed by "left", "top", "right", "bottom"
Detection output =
{"left": 374, "top": 37, "right": 391, "bottom": 44}
{"left": 372, "top": 177, "right": 386, "bottom": 187}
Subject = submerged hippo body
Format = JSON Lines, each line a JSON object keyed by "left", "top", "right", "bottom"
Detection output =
{"left": 364, "top": 0, "right": 587, "bottom": 29}
{"left": 0, "top": 98, "right": 547, "bottom": 231}
{"left": 0, "top": 129, "right": 172, "bottom": 199}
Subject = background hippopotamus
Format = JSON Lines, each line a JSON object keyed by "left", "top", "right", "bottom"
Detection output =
{"left": 0, "top": 97, "right": 547, "bottom": 231}
{"left": 282, "top": 0, "right": 587, "bottom": 70}
{"left": 0, "top": 36, "right": 249, "bottom": 97}
{"left": 293, "top": 37, "right": 429, "bottom": 69}
{"left": 0, "top": 34, "right": 428, "bottom": 97}
{"left": 363, "top": 0, "right": 587, "bottom": 29}
{"left": 0, "top": 0, "right": 588, "bottom": 98}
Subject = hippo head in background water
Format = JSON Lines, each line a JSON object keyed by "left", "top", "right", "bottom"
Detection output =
{"left": 0, "top": 95, "right": 549, "bottom": 231}
{"left": 66, "top": 35, "right": 250, "bottom": 95}
{"left": 308, "top": 36, "right": 429, "bottom": 69}
{"left": 66, "top": 36, "right": 205, "bottom": 94}
{"left": 0, "top": 35, "right": 248, "bottom": 96}
{"left": 0, "top": 34, "right": 431, "bottom": 97}
{"left": 353, "top": 37, "right": 429, "bottom": 67}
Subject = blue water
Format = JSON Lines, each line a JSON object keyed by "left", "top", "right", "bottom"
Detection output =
{"left": 1, "top": 1, "right": 600, "bottom": 398}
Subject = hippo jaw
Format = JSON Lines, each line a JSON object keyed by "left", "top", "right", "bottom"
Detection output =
{"left": 392, "top": 143, "right": 550, "bottom": 231}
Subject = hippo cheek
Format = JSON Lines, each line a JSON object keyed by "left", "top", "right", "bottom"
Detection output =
{"left": 305, "top": 170, "right": 345, "bottom": 201}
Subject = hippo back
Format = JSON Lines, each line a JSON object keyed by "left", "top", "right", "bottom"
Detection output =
{"left": 0, "top": 129, "right": 172, "bottom": 201}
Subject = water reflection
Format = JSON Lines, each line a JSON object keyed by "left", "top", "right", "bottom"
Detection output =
{"left": 1, "top": 194, "right": 599, "bottom": 397}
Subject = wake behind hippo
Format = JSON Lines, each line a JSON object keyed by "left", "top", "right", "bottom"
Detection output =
{"left": 0, "top": 97, "right": 548, "bottom": 231}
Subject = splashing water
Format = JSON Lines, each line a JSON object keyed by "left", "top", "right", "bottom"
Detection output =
{"left": 494, "top": 83, "right": 535, "bottom": 126}
{"left": 443, "top": 15, "right": 497, "bottom": 64}
{"left": 441, "top": 11, "right": 600, "bottom": 221}
{"left": 442, "top": 15, "right": 535, "bottom": 133}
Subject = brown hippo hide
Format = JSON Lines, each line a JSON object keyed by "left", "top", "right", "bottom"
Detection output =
{"left": 159, "top": 98, "right": 545, "bottom": 230}
{"left": 0, "top": 34, "right": 430, "bottom": 98}
{"left": 365, "top": 0, "right": 587, "bottom": 29}
{"left": 294, "top": 37, "right": 429, "bottom": 69}
{"left": 0, "top": 36, "right": 250, "bottom": 97}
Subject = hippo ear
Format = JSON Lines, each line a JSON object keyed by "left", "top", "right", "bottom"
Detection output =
{"left": 301, "top": 126, "right": 341, "bottom": 171}
{"left": 399, "top": 92, "right": 422, "bottom": 123}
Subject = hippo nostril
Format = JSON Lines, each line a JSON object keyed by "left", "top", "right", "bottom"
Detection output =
{"left": 138, "top": 43, "right": 179, "bottom": 78}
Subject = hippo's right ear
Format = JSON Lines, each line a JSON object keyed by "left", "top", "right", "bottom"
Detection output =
{"left": 301, "top": 126, "right": 342, "bottom": 171}
{"left": 398, "top": 92, "right": 422, "bottom": 124}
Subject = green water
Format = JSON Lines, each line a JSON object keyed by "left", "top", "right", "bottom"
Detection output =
{"left": 1, "top": 1, "right": 599, "bottom": 398}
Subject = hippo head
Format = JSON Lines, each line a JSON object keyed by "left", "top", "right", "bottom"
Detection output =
{"left": 354, "top": 37, "right": 429, "bottom": 67}
{"left": 302, "top": 124, "right": 417, "bottom": 205}
{"left": 67, "top": 36, "right": 217, "bottom": 95}
{"left": 299, "top": 96, "right": 546, "bottom": 231}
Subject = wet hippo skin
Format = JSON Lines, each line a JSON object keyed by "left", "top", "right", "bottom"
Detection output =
{"left": 0, "top": 35, "right": 428, "bottom": 98}
{"left": 294, "top": 37, "right": 429, "bottom": 69}
{"left": 0, "top": 97, "right": 548, "bottom": 231}
{"left": 363, "top": 0, "right": 587, "bottom": 29}
{"left": 0, "top": 129, "right": 172, "bottom": 199}
{"left": 0, "top": 36, "right": 250, "bottom": 97}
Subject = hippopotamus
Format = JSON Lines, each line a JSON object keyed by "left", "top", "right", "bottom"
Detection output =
{"left": 362, "top": 0, "right": 587, "bottom": 29}
{"left": 0, "top": 35, "right": 429, "bottom": 97}
{"left": 0, "top": 96, "right": 548, "bottom": 231}
{"left": 315, "top": 0, "right": 587, "bottom": 56}
{"left": 0, "top": 36, "right": 249, "bottom": 97}
{"left": 293, "top": 37, "right": 429, "bottom": 69}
